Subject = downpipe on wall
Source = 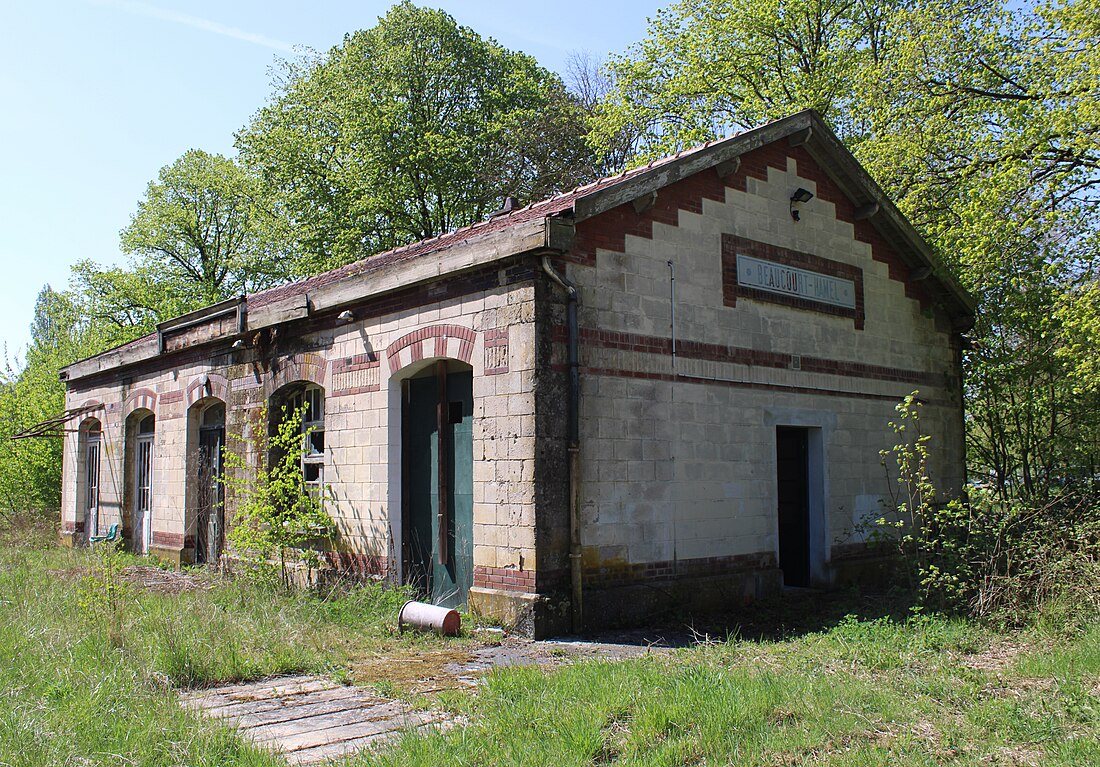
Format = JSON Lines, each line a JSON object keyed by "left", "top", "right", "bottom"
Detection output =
{"left": 541, "top": 256, "right": 583, "bottom": 634}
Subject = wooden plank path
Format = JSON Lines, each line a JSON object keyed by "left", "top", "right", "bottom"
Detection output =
{"left": 180, "top": 675, "right": 451, "bottom": 764}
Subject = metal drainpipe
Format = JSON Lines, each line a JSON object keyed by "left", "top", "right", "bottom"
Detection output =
{"left": 541, "top": 256, "right": 582, "bottom": 634}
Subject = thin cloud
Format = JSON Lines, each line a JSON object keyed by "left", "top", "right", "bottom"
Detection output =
{"left": 90, "top": 0, "right": 296, "bottom": 53}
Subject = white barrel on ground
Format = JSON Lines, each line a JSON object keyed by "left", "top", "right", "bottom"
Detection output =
{"left": 398, "top": 600, "right": 461, "bottom": 636}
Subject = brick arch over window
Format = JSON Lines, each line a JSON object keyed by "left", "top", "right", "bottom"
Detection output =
{"left": 264, "top": 353, "right": 327, "bottom": 399}
{"left": 184, "top": 373, "right": 230, "bottom": 408}
{"left": 386, "top": 325, "right": 475, "bottom": 375}
{"left": 122, "top": 388, "right": 158, "bottom": 418}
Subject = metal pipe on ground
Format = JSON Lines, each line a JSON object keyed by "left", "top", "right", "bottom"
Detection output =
{"left": 398, "top": 601, "right": 462, "bottom": 636}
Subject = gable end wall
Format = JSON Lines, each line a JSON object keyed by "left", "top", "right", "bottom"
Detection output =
{"left": 560, "top": 143, "right": 965, "bottom": 627}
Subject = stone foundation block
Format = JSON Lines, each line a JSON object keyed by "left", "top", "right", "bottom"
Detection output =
{"left": 468, "top": 586, "right": 571, "bottom": 639}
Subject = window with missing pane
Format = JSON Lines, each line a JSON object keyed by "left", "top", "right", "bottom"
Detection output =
{"left": 287, "top": 384, "right": 325, "bottom": 494}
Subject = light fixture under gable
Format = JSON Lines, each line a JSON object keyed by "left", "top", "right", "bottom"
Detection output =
{"left": 789, "top": 187, "right": 815, "bottom": 220}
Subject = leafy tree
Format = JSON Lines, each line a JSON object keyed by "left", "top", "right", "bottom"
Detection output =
{"left": 70, "top": 149, "right": 289, "bottom": 349}
{"left": 595, "top": 0, "right": 1100, "bottom": 503}
{"left": 0, "top": 287, "right": 99, "bottom": 515}
{"left": 589, "top": 0, "right": 894, "bottom": 159}
{"left": 120, "top": 148, "right": 287, "bottom": 304}
{"left": 564, "top": 50, "right": 640, "bottom": 178}
{"left": 236, "top": 1, "right": 595, "bottom": 273}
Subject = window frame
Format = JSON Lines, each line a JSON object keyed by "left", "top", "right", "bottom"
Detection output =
{"left": 285, "top": 384, "right": 325, "bottom": 495}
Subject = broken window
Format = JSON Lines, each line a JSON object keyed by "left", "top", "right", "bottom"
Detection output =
{"left": 285, "top": 384, "right": 325, "bottom": 495}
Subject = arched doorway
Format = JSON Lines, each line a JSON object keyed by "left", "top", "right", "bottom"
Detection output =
{"left": 78, "top": 418, "right": 102, "bottom": 543}
{"left": 401, "top": 360, "right": 473, "bottom": 608}
{"left": 194, "top": 401, "right": 225, "bottom": 564}
{"left": 128, "top": 411, "right": 155, "bottom": 554}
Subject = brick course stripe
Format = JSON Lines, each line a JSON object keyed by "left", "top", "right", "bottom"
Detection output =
{"left": 473, "top": 565, "right": 536, "bottom": 592}
{"left": 584, "top": 551, "right": 776, "bottom": 589}
{"left": 552, "top": 325, "right": 946, "bottom": 388}
{"left": 560, "top": 364, "right": 945, "bottom": 404}
{"left": 324, "top": 552, "right": 389, "bottom": 577}
{"left": 152, "top": 531, "right": 184, "bottom": 548}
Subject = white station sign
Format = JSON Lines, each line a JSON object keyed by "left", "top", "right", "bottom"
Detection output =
{"left": 736, "top": 254, "right": 856, "bottom": 309}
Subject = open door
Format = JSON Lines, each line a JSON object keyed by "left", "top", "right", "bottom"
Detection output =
{"left": 403, "top": 361, "right": 473, "bottom": 608}
{"left": 776, "top": 426, "right": 810, "bottom": 587}
{"left": 196, "top": 403, "right": 225, "bottom": 564}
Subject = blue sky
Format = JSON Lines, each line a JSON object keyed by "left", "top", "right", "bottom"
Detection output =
{"left": 0, "top": 0, "right": 667, "bottom": 361}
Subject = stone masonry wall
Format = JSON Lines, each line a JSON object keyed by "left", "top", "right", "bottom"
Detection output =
{"left": 557, "top": 143, "right": 966, "bottom": 624}
{"left": 61, "top": 265, "right": 543, "bottom": 616}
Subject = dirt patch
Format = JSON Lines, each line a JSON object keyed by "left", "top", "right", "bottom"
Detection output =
{"left": 961, "top": 640, "right": 1031, "bottom": 672}
{"left": 350, "top": 635, "right": 671, "bottom": 694}
{"left": 46, "top": 564, "right": 213, "bottom": 594}
{"left": 352, "top": 648, "right": 478, "bottom": 694}
{"left": 118, "top": 565, "right": 212, "bottom": 594}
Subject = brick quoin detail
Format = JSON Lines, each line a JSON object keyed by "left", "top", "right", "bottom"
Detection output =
{"left": 473, "top": 565, "right": 535, "bottom": 592}
{"left": 152, "top": 531, "right": 185, "bottom": 549}
{"left": 746, "top": 143, "right": 933, "bottom": 310}
{"left": 584, "top": 551, "right": 777, "bottom": 589}
{"left": 324, "top": 552, "right": 389, "bottom": 578}
{"left": 483, "top": 327, "right": 510, "bottom": 375}
{"left": 568, "top": 162, "right": 729, "bottom": 267}
{"left": 568, "top": 142, "right": 931, "bottom": 310}
{"left": 386, "top": 325, "right": 476, "bottom": 375}
{"left": 722, "top": 234, "right": 865, "bottom": 329}
{"left": 552, "top": 325, "right": 947, "bottom": 388}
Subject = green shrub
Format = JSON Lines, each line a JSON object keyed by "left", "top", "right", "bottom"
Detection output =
{"left": 878, "top": 393, "right": 1100, "bottom": 625}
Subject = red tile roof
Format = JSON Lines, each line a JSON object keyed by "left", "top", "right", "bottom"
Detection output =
{"left": 248, "top": 136, "right": 726, "bottom": 309}
{"left": 64, "top": 136, "right": 731, "bottom": 371}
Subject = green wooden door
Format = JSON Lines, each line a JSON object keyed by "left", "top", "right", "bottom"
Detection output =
{"left": 404, "top": 366, "right": 473, "bottom": 608}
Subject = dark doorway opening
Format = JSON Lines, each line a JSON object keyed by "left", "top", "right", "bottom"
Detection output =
{"left": 776, "top": 426, "right": 811, "bottom": 587}
{"left": 196, "top": 403, "right": 225, "bottom": 564}
{"left": 402, "top": 362, "right": 473, "bottom": 608}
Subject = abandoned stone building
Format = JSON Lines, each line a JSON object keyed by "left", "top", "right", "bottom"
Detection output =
{"left": 57, "top": 110, "right": 974, "bottom": 636}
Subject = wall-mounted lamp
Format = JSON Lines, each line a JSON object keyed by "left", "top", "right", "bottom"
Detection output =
{"left": 790, "top": 187, "right": 814, "bottom": 220}
{"left": 337, "top": 310, "right": 355, "bottom": 324}
{"left": 231, "top": 339, "right": 246, "bottom": 349}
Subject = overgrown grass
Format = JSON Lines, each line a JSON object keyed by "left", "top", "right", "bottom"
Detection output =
{"left": 3, "top": 513, "right": 1099, "bottom": 766}
{"left": 0, "top": 513, "right": 437, "bottom": 766}
{"left": 359, "top": 615, "right": 1100, "bottom": 767}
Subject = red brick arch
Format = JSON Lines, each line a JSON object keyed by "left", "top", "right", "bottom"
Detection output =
{"left": 122, "top": 388, "right": 157, "bottom": 418}
{"left": 184, "top": 373, "right": 230, "bottom": 408}
{"left": 265, "top": 352, "right": 327, "bottom": 399}
{"left": 386, "top": 324, "right": 475, "bottom": 375}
